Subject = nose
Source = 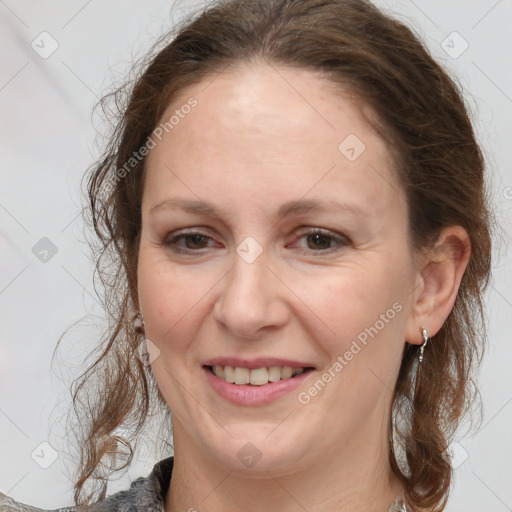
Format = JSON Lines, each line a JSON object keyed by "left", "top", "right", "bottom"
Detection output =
{"left": 212, "top": 246, "right": 289, "bottom": 340}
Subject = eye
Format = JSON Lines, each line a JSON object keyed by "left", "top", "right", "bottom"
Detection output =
{"left": 288, "top": 228, "right": 349, "bottom": 253}
{"left": 163, "top": 230, "right": 217, "bottom": 253}
{"left": 161, "top": 227, "right": 349, "bottom": 255}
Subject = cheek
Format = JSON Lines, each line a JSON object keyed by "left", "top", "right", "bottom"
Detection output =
{"left": 137, "top": 249, "right": 214, "bottom": 354}
{"left": 302, "top": 267, "right": 409, "bottom": 410}
{"left": 305, "top": 266, "right": 388, "bottom": 332}
{"left": 302, "top": 259, "right": 410, "bottom": 365}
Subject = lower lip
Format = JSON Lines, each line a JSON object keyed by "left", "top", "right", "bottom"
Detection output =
{"left": 203, "top": 366, "right": 314, "bottom": 406}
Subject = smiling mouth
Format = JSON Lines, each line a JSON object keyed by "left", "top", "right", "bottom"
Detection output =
{"left": 204, "top": 365, "right": 315, "bottom": 386}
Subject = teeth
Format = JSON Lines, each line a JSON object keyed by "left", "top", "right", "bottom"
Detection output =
{"left": 213, "top": 365, "right": 224, "bottom": 379}
{"left": 234, "top": 367, "right": 250, "bottom": 385}
{"left": 210, "top": 365, "right": 308, "bottom": 385}
{"left": 223, "top": 365, "right": 234, "bottom": 383}
{"left": 249, "top": 367, "right": 268, "bottom": 385}
{"left": 281, "top": 366, "right": 293, "bottom": 379}
{"left": 268, "top": 366, "right": 281, "bottom": 382}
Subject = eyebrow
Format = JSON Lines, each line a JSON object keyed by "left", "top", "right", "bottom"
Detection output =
{"left": 149, "top": 197, "right": 365, "bottom": 219}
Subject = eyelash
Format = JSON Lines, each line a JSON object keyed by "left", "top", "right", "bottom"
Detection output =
{"left": 162, "top": 228, "right": 349, "bottom": 255}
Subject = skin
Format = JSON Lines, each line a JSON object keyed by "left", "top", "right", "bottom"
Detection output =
{"left": 137, "top": 61, "right": 471, "bottom": 512}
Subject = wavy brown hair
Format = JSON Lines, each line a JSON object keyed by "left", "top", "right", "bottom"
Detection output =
{"left": 63, "top": 0, "right": 495, "bottom": 509}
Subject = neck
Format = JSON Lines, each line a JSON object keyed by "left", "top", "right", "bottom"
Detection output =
{"left": 165, "top": 420, "right": 404, "bottom": 512}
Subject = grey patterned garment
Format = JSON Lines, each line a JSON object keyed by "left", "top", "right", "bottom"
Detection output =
{"left": 0, "top": 456, "right": 408, "bottom": 511}
{"left": 0, "top": 456, "right": 173, "bottom": 511}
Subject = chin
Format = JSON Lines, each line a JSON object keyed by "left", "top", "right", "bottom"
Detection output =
{"left": 203, "top": 427, "right": 311, "bottom": 476}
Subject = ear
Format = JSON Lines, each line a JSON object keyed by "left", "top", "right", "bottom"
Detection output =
{"left": 405, "top": 225, "right": 471, "bottom": 345}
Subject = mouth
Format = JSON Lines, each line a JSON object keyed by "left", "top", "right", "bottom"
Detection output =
{"left": 203, "top": 364, "right": 315, "bottom": 386}
{"left": 202, "top": 363, "right": 315, "bottom": 406}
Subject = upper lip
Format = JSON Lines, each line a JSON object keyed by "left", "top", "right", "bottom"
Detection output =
{"left": 202, "top": 357, "right": 316, "bottom": 369}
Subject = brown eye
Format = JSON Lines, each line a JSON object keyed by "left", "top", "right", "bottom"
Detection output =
{"left": 163, "top": 231, "right": 216, "bottom": 253}
{"left": 181, "top": 234, "right": 209, "bottom": 249}
{"left": 306, "top": 232, "right": 334, "bottom": 250}
{"left": 289, "top": 228, "right": 349, "bottom": 253}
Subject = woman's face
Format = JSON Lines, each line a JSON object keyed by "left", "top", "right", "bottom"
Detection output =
{"left": 138, "top": 63, "right": 422, "bottom": 474}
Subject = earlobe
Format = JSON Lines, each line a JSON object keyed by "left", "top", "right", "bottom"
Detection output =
{"left": 405, "top": 225, "right": 471, "bottom": 345}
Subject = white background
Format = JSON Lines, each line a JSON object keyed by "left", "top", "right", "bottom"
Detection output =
{"left": 0, "top": 1, "right": 511, "bottom": 510}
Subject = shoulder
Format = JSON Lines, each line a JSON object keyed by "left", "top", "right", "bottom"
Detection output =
{"left": 0, "top": 456, "right": 174, "bottom": 512}
{"left": 0, "top": 490, "right": 77, "bottom": 511}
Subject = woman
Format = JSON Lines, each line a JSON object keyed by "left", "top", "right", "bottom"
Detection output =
{"left": 0, "top": 0, "right": 494, "bottom": 510}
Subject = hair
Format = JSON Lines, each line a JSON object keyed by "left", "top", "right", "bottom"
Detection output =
{"left": 62, "top": 0, "right": 494, "bottom": 510}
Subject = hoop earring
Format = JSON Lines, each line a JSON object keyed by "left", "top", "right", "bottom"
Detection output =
{"left": 414, "top": 327, "right": 430, "bottom": 400}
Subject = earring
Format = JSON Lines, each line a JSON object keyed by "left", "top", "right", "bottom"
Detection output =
{"left": 133, "top": 311, "right": 145, "bottom": 332}
{"left": 418, "top": 327, "right": 429, "bottom": 363}
{"left": 414, "top": 327, "right": 430, "bottom": 400}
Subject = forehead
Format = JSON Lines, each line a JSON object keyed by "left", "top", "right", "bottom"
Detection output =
{"left": 143, "top": 62, "right": 405, "bottom": 225}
